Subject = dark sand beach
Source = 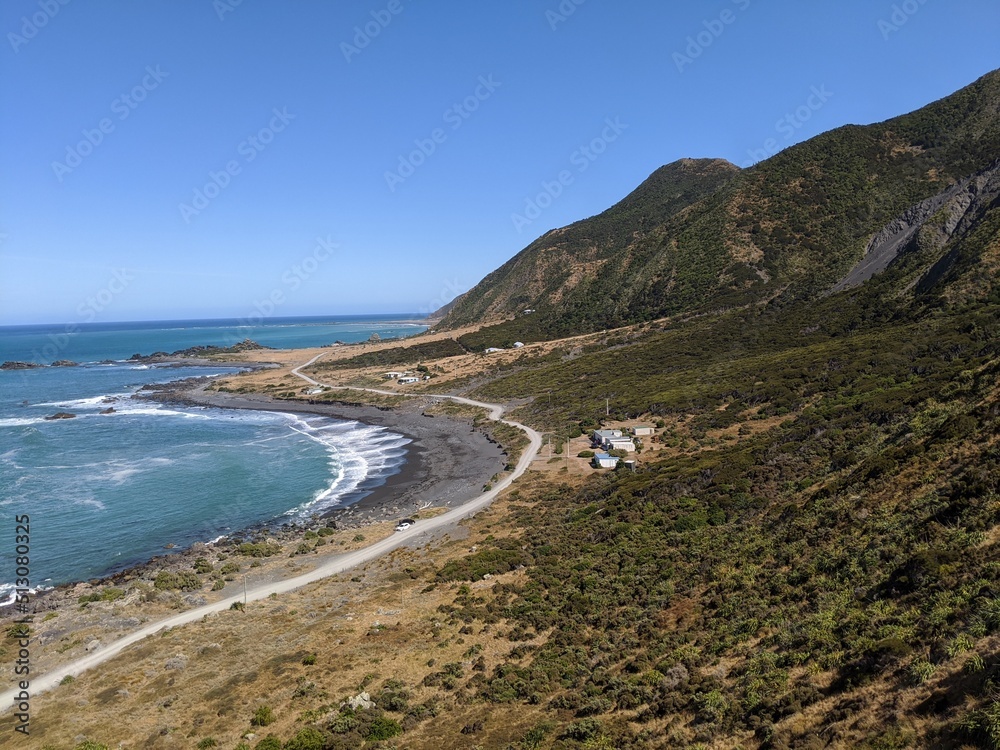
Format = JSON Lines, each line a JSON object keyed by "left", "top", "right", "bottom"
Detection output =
{"left": 140, "top": 378, "right": 509, "bottom": 527}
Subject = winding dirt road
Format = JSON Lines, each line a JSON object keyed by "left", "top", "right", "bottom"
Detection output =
{"left": 1, "top": 354, "right": 541, "bottom": 709}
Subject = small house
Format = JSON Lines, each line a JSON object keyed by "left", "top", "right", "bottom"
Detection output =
{"left": 630, "top": 425, "right": 654, "bottom": 437}
{"left": 604, "top": 437, "right": 636, "bottom": 452}
{"left": 384, "top": 372, "right": 404, "bottom": 379}
{"left": 592, "top": 429, "right": 623, "bottom": 445}
{"left": 592, "top": 453, "right": 620, "bottom": 469}
{"left": 484, "top": 347, "right": 505, "bottom": 353}
{"left": 398, "top": 377, "right": 419, "bottom": 384}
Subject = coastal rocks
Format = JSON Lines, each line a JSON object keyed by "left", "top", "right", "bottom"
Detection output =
{"left": 44, "top": 412, "right": 77, "bottom": 420}
{"left": 51, "top": 360, "right": 79, "bottom": 367}
{"left": 99, "top": 407, "right": 116, "bottom": 415}
{"left": 129, "top": 338, "right": 273, "bottom": 362}
{"left": 1, "top": 360, "right": 42, "bottom": 370}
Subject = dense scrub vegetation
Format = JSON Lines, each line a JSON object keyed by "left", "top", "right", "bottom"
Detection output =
{"left": 312, "top": 338, "right": 466, "bottom": 370}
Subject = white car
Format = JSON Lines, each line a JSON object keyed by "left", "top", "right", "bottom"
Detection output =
{"left": 395, "top": 521, "right": 414, "bottom": 532}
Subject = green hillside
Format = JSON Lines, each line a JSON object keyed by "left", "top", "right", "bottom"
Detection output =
{"left": 442, "top": 69, "right": 1000, "bottom": 350}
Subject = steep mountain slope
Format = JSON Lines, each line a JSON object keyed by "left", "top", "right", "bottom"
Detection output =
{"left": 442, "top": 69, "right": 1000, "bottom": 347}
{"left": 438, "top": 158, "right": 740, "bottom": 325}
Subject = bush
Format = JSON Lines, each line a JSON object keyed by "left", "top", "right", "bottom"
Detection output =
{"left": 366, "top": 716, "right": 403, "bottom": 741}
{"left": 237, "top": 541, "right": 282, "bottom": 558}
{"left": 77, "top": 587, "right": 125, "bottom": 604}
{"left": 302, "top": 653, "right": 317, "bottom": 666}
{"left": 251, "top": 705, "right": 275, "bottom": 726}
{"left": 283, "top": 727, "right": 328, "bottom": 750}
{"left": 254, "top": 736, "right": 281, "bottom": 750}
{"left": 153, "top": 571, "right": 201, "bottom": 591}
{"left": 577, "top": 450, "right": 595, "bottom": 458}
{"left": 196, "top": 738, "right": 217, "bottom": 749}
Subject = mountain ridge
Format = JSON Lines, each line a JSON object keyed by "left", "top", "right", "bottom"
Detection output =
{"left": 440, "top": 68, "right": 1000, "bottom": 348}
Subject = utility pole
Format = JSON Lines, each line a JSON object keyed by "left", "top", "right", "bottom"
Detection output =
{"left": 606, "top": 398, "right": 610, "bottom": 417}
{"left": 243, "top": 575, "right": 247, "bottom": 608}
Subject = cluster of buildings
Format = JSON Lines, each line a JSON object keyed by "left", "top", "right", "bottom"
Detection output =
{"left": 590, "top": 426, "right": 654, "bottom": 469}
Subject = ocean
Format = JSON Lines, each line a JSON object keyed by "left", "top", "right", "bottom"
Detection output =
{"left": 0, "top": 316, "right": 426, "bottom": 602}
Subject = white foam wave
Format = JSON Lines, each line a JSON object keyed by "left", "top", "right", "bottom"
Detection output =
{"left": 277, "top": 413, "right": 410, "bottom": 516}
{"left": 37, "top": 393, "right": 128, "bottom": 409}
{"left": 74, "top": 497, "right": 107, "bottom": 512}
{"left": 0, "top": 417, "right": 47, "bottom": 427}
{"left": 0, "top": 582, "right": 52, "bottom": 609}
{"left": 113, "top": 406, "right": 211, "bottom": 419}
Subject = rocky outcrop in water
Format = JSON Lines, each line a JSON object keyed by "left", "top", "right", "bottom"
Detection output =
{"left": 44, "top": 412, "right": 77, "bottom": 420}
{"left": 1, "top": 361, "right": 42, "bottom": 370}
{"left": 129, "top": 338, "right": 273, "bottom": 362}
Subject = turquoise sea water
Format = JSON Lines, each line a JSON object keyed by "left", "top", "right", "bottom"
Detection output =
{"left": 0, "top": 316, "right": 425, "bottom": 601}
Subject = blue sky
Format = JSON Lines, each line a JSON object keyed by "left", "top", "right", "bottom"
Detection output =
{"left": 1, "top": 0, "right": 998, "bottom": 325}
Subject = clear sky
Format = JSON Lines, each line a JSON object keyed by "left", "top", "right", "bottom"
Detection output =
{"left": 1, "top": 0, "right": 998, "bottom": 325}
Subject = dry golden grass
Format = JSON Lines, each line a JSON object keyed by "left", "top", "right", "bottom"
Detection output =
{"left": 0, "top": 493, "right": 562, "bottom": 749}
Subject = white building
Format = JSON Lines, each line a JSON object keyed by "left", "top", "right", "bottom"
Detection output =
{"left": 631, "top": 426, "right": 655, "bottom": 436}
{"left": 592, "top": 429, "right": 623, "bottom": 445}
{"left": 604, "top": 437, "right": 636, "bottom": 452}
{"left": 384, "top": 372, "right": 404, "bottom": 379}
{"left": 592, "top": 453, "right": 620, "bottom": 469}
{"left": 398, "top": 377, "right": 419, "bottom": 384}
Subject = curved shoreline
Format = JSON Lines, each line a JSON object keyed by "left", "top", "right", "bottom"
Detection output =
{"left": 0, "top": 356, "right": 542, "bottom": 710}
{"left": 145, "top": 378, "right": 509, "bottom": 526}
